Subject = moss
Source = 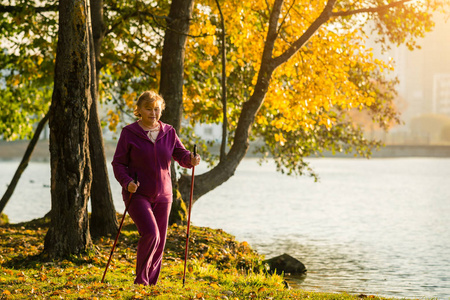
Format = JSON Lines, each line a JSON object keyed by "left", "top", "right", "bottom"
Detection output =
{"left": 0, "top": 213, "right": 9, "bottom": 225}
{"left": 168, "top": 188, "right": 187, "bottom": 225}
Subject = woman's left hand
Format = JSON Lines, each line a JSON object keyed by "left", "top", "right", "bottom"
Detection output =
{"left": 191, "top": 152, "right": 201, "bottom": 166}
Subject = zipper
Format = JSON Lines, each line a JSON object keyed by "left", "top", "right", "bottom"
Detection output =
{"left": 153, "top": 139, "right": 159, "bottom": 198}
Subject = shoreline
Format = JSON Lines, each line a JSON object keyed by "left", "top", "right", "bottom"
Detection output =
{"left": 1, "top": 140, "right": 450, "bottom": 161}
{"left": 0, "top": 217, "right": 405, "bottom": 299}
{"left": 0, "top": 139, "right": 117, "bottom": 162}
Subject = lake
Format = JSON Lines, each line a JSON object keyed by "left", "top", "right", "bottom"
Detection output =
{"left": 1, "top": 157, "right": 449, "bottom": 299}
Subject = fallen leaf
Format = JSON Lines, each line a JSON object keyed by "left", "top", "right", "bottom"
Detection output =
{"left": 258, "top": 287, "right": 267, "bottom": 293}
{"left": 210, "top": 283, "right": 220, "bottom": 289}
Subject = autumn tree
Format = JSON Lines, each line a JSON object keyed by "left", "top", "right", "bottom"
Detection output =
{"left": 172, "top": 0, "right": 448, "bottom": 206}
{"left": 44, "top": 0, "right": 93, "bottom": 256}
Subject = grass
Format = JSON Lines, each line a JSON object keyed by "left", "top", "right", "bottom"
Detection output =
{"left": 1, "top": 215, "right": 403, "bottom": 299}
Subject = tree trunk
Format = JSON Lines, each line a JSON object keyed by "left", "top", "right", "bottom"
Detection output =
{"left": 159, "top": 0, "right": 194, "bottom": 132}
{"left": 44, "top": 0, "right": 93, "bottom": 257}
{"left": 177, "top": 0, "right": 283, "bottom": 204}
{"left": 0, "top": 111, "right": 49, "bottom": 214}
{"left": 160, "top": 0, "right": 275, "bottom": 219}
{"left": 214, "top": 0, "right": 228, "bottom": 162}
{"left": 88, "top": 0, "right": 119, "bottom": 237}
{"left": 159, "top": 0, "right": 194, "bottom": 224}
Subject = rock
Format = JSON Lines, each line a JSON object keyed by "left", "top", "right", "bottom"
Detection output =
{"left": 265, "top": 253, "right": 307, "bottom": 275}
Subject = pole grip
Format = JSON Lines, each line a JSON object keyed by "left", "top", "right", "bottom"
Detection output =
{"left": 193, "top": 144, "right": 197, "bottom": 157}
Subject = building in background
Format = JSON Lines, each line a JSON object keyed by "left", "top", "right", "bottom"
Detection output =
{"left": 401, "top": 15, "right": 450, "bottom": 120}
{"left": 433, "top": 73, "right": 450, "bottom": 116}
{"left": 367, "top": 14, "right": 450, "bottom": 144}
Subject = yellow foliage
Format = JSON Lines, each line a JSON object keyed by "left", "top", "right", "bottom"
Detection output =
{"left": 122, "top": 92, "right": 137, "bottom": 109}
{"left": 107, "top": 110, "right": 120, "bottom": 132}
{"left": 274, "top": 133, "right": 286, "bottom": 145}
{"left": 199, "top": 60, "right": 214, "bottom": 71}
{"left": 11, "top": 74, "right": 21, "bottom": 86}
{"left": 184, "top": 0, "right": 402, "bottom": 134}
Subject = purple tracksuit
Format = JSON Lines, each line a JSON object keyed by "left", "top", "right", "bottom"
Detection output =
{"left": 112, "top": 120, "right": 193, "bottom": 285}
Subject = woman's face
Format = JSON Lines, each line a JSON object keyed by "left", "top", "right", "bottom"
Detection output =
{"left": 138, "top": 100, "right": 162, "bottom": 128}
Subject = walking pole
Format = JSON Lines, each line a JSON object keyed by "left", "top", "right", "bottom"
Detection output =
{"left": 182, "top": 145, "right": 197, "bottom": 287}
{"left": 101, "top": 173, "right": 138, "bottom": 283}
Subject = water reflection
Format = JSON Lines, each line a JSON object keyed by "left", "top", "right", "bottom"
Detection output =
{"left": 191, "top": 158, "right": 450, "bottom": 299}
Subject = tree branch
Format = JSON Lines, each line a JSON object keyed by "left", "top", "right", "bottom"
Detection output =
{"left": 105, "top": 9, "right": 209, "bottom": 39}
{"left": 105, "top": 10, "right": 149, "bottom": 36}
{"left": 117, "top": 58, "right": 157, "bottom": 79}
{"left": 262, "top": 0, "right": 285, "bottom": 66}
{"left": 277, "top": 0, "right": 296, "bottom": 38}
{"left": 272, "top": 0, "right": 337, "bottom": 69}
{"left": 0, "top": 4, "right": 57, "bottom": 13}
{"left": 331, "top": 0, "right": 412, "bottom": 17}
{"left": 214, "top": 0, "right": 228, "bottom": 162}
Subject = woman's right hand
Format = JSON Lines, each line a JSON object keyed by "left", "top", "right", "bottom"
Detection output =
{"left": 127, "top": 180, "right": 140, "bottom": 193}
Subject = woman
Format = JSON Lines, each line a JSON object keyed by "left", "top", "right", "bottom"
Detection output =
{"left": 112, "top": 90, "right": 200, "bottom": 286}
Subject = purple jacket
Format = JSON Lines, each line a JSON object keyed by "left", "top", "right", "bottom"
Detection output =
{"left": 112, "top": 121, "right": 193, "bottom": 202}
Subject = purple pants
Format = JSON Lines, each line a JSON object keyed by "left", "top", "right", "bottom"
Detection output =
{"left": 125, "top": 193, "right": 171, "bottom": 286}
